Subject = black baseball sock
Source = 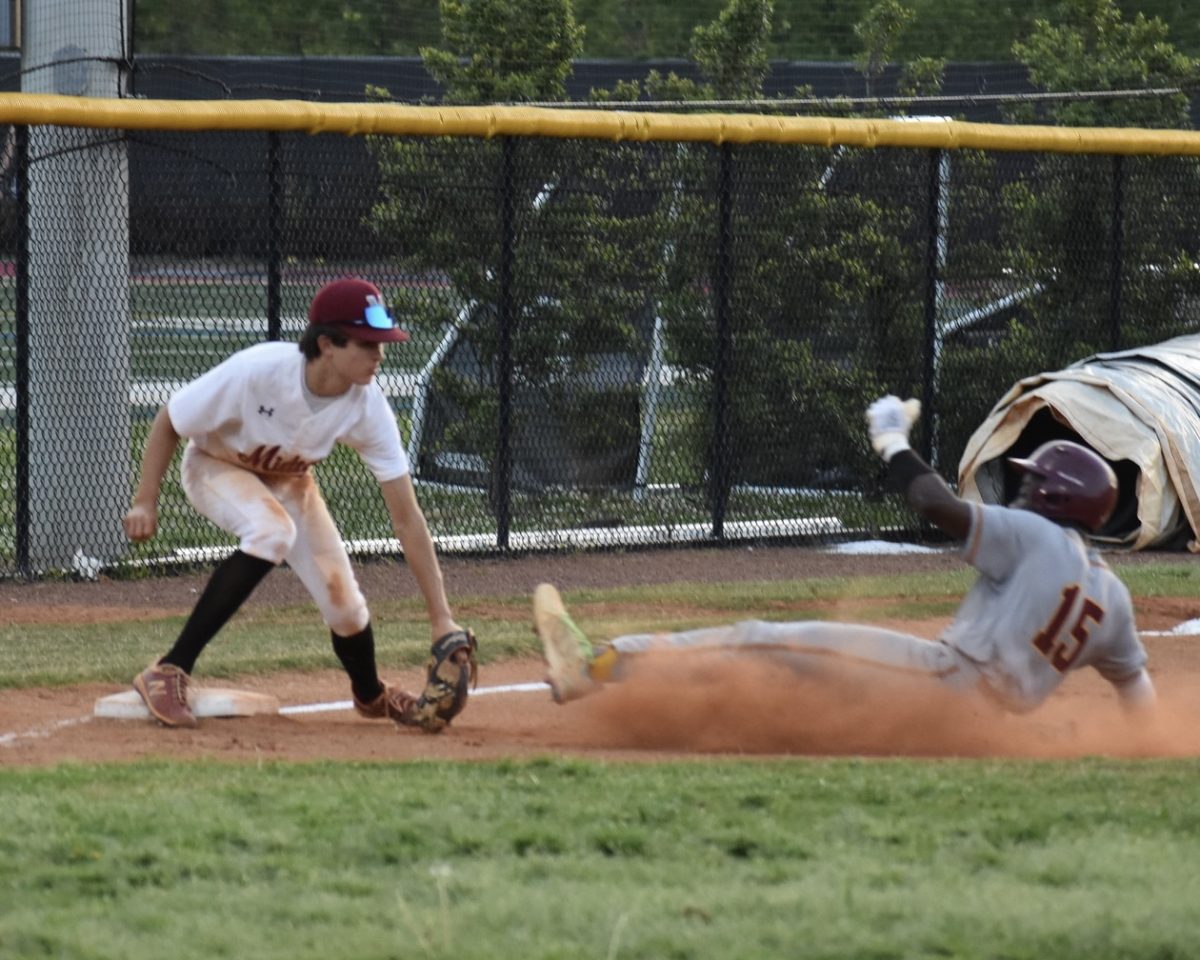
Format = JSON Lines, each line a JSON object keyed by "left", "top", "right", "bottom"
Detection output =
{"left": 160, "top": 549, "right": 276, "bottom": 675}
{"left": 331, "top": 623, "right": 384, "bottom": 704}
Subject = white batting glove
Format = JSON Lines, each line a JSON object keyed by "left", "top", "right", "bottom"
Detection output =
{"left": 866, "top": 395, "right": 922, "bottom": 462}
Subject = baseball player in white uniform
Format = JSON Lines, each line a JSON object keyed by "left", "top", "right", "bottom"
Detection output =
{"left": 124, "top": 277, "right": 471, "bottom": 730}
{"left": 535, "top": 395, "right": 1156, "bottom": 722}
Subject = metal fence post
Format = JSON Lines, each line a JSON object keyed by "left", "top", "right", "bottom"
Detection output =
{"left": 1109, "top": 154, "right": 1125, "bottom": 350}
{"left": 266, "top": 131, "right": 283, "bottom": 342}
{"left": 14, "top": 124, "right": 29, "bottom": 577}
{"left": 709, "top": 142, "right": 734, "bottom": 539}
{"left": 495, "top": 136, "right": 516, "bottom": 550}
{"left": 921, "top": 147, "right": 944, "bottom": 468}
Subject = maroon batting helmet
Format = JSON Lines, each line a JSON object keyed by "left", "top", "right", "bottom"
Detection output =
{"left": 1008, "top": 440, "right": 1118, "bottom": 533}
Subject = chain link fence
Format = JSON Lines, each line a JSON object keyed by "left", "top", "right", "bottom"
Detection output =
{"left": 1, "top": 117, "right": 1198, "bottom": 577}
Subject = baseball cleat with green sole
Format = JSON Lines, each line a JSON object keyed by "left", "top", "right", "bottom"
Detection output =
{"left": 533, "top": 583, "right": 600, "bottom": 703}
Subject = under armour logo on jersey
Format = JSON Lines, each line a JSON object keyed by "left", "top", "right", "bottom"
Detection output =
{"left": 258, "top": 406, "right": 275, "bottom": 417}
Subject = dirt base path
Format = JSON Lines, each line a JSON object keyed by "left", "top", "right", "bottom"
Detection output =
{"left": 4, "top": 546, "right": 1200, "bottom": 766}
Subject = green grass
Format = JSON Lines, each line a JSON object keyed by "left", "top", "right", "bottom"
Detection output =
{"left": 0, "top": 593, "right": 540, "bottom": 688}
{"left": 1, "top": 758, "right": 1199, "bottom": 959}
{"left": 0, "top": 573, "right": 970, "bottom": 688}
{"left": 3, "top": 564, "right": 1199, "bottom": 689}
{"left": 4, "top": 568, "right": 1200, "bottom": 957}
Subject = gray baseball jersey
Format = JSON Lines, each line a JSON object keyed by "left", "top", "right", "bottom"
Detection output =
{"left": 605, "top": 504, "right": 1148, "bottom": 715}
{"left": 941, "top": 502, "right": 1147, "bottom": 712}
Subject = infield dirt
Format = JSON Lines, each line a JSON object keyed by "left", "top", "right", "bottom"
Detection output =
{"left": 3, "top": 545, "right": 1200, "bottom": 766}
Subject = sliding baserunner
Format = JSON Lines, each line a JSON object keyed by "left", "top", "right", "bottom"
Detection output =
{"left": 534, "top": 396, "right": 1156, "bottom": 723}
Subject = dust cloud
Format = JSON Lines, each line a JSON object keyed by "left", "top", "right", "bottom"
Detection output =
{"left": 577, "top": 650, "right": 1200, "bottom": 758}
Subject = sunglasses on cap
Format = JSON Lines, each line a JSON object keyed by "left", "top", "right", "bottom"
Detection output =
{"left": 356, "top": 297, "right": 397, "bottom": 330}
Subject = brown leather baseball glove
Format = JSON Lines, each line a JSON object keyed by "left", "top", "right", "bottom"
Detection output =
{"left": 393, "top": 630, "right": 478, "bottom": 734}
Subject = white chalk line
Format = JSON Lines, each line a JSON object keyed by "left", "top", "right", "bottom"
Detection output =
{"left": 0, "top": 680, "right": 550, "bottom": 746}
{"left": 279, "top": 680, "right": 550, "bottom": 715}
{"left": 0, "top": 715, "right": 93, "bottom": 748}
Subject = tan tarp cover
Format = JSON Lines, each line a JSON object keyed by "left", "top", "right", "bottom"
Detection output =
{"left": 957, "top": 334, "right": 1200, "bottom": 551}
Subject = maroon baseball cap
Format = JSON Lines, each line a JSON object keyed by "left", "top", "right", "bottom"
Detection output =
{"left": 307, "top": 277, "right": 409, "bottom": 343}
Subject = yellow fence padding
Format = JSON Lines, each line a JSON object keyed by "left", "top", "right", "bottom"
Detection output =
{"left": 1, "top": 93, "right": 1200, "bottom": 155}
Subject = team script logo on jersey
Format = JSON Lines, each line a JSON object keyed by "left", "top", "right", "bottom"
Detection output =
{"left": 236, "top": 444, "right": 317, "bottom": 475}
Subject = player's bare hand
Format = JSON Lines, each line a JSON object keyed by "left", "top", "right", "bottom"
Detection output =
{"left": 123, "top": 503, "right": 158, "bottom": 541}
{"left": 431, "top": 618, "right": 464, "bottom": 646}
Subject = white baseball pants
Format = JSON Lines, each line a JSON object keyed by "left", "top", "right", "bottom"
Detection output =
{"left": 180, "top": 445, "right": 369, "bottom": 636}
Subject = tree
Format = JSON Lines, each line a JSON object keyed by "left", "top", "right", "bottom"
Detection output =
{"left": 367, "top": 0, "right": 666, "bottom": 520}
{"left": 936, "top": 0, "right": 1200, "bottom": 467}
{"left": 420, "top": 0, "right": 584, "bottom": 104}
{"left": 132, "top": 0, "right": 1200, "bottom": 61}
{"left": 691, "top": 0, "right": 773, "bottom": 99}
{"left": 1003, "top": 0, "right": 1200, "bottom": 355}
{"left": 1010, "top": 0, "right": 1195, "bottom": 128}
{"left": 367, "top": 0, "right": 942, "bottom": 521}
{"left": 854, "top": 0, "right": 916, "bottom": 97}
{"left": 624, "top": 0, "right": 945, "bottom": 504}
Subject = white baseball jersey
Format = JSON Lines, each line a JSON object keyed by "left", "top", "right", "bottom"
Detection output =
{"left": 941, "top": 502, "right": 1147, "bottom": 712}
{"left": 167, "top": 341, "right": 409, "bottom": 482}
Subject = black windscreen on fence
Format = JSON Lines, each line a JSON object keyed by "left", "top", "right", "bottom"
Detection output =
{"left": 2, "top": 122, "right": 1199, "bottom": 577}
